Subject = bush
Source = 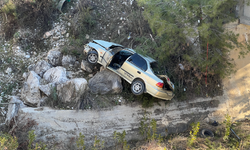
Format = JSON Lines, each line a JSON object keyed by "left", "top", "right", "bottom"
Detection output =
{"left": 0, "top": 133, "right": 18, "bottom": 150}
{"left": 187, "top": 122, "right": 200, "bottom": 147}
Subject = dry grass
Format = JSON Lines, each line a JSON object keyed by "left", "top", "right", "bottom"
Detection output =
{"left": 132, "top": 140, "right": 167, "bottom": 150}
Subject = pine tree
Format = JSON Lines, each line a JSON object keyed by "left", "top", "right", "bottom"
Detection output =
{"left": 137, "top": 0, "right": 250, "bottom": 78}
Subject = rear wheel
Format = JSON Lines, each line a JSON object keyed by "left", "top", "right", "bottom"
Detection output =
{"left": 131, "top": 79, "right": 145, "bottom": 95}
{"left": 87, "top": 51, "right": 98, "bottom": 64}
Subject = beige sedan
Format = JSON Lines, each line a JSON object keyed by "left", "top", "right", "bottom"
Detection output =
{"left": 84, "top": 40, "right": 174, "bottom": 100}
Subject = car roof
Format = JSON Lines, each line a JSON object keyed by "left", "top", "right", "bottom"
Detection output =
{"left": 93, "top": 40, "right": 123, "bottom": 50}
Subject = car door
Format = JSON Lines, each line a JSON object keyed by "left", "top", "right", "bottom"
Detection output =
{"left": 101, "top": 50, "right": 113, "bottom": 68}
{"left": 101, "top": 47, "right": 123, "bottom": 68}
{"left": 118, "top": 53, "right": 148, "bottom": 84}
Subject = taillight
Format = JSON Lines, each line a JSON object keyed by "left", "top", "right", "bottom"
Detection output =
{"left": 156, "top": 82, "right": 164, "bottom": 88}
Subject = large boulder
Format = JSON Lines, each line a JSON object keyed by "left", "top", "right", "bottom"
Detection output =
{"left": 28, "top": 60, "right": 52, "bottom": 77}
{"left": 88, "top": 69, "right": 123, "bottom": 94}
{"left": 47, "top": 48, "right": 62, "bottom": 66}
{"left": 5, "top": 96, "right": 25, "bottom": 126}
{"left": 81, "top": 60, "right": 92, "bottom": 73}
{"left": 39, "top": 83, "right": 56, "bottom": 96}
{"left": 62, "top": 55, "right": 76, "bottom": 67}
{"left": 57, "top": 78, "right": 87, "bottom": 103}
{"left": 43, "top": 67, "right": 68, "bottom": 84}
{"left": 21, "top": 71, "right": 41, "bottom": 106}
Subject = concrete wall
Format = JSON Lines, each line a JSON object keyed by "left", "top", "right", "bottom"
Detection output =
{"left": 18, "top": 97, "right": 224, "bottom": 148}
{"left": 240, "top": 2, "right": 250, "bottom": 25}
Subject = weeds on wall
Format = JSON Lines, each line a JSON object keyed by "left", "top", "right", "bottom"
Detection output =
{"left": 223, "top": 114, "right": 232, "bottom": 141}
{"left": 113, "top": 130, "right": 130, "bottom": 150}
{"left": 139, "top": 112, "right": 164, "bottom": 144}
{"left": 187, "top": 122, "right": 200, "bottom": 147}
{"left": 92, "top": 136, "right": 104, "bottom": 150}
{"left": 28, "top": 130, "right": 47, "bottom": 150}
{"left": 76, "top": 132, "right": 85, "bottom": 150}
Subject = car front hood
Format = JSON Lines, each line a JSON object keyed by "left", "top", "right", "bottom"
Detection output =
{"left": 93, "top": 40, "right": 123, "bottom": 50}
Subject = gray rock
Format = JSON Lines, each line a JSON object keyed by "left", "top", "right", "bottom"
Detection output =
{"left": 66, "top": 33, "right": 69, "bottom": 38}
{"left": 39, "top": 97, "right": 48, "bottom": 107}
{"left": 53, "top": 36, "right": 60, "bottom": 41}
{"left": 21, "top": 71, "right": 41, "bottom": 106}
{"left": 39, "top": 83, "right": 56, "bottom": 96}
{"left": 88, "top": 69, "right": 123, "bottom": 94}
{"left": 47, "top": 48, "right": 62, "bottom": 66}
{"left": 22, "top": 72, "right": 28, "bottom": 80}
{"left": 28, "top": 64, "right": 35, "bottom": 71}
{"left": 62, "top": 55, "right": 76, "bottom": 67}
{"left": 43, "top": 31, "right": 52, "bottom": 39}
{"left": 43, "top": 66, "right": 68, "bottom": 84}
{"left": 81, "top": 60, "right": 92, "bottom": 73}
{"left": 5, "top": 96, "right": 25, "bottom": 126}
{"left": 5, "top": 67, "right": 12, "bottom": 74}
{"left": 57, "top": 78, "right": 87, "bottom": 103}
{"left": 28, "top": 60, "right": 52, "bottom": 77}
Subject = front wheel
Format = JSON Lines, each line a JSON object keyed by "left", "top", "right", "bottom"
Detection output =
{"left": 87, "top": 51, "right": 98, "bottom": 64}
{"left": 131, "top": 80, "right": 145, "bottom": 95}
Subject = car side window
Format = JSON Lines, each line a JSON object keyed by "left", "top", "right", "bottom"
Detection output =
{"left": 129, "top": 53, "right": 147, "bottom": 71}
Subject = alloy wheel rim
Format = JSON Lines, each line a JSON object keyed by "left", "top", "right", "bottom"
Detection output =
{"left": 88, "top": 54, "right": 97, "bottom": 63}
{"left": 133, "top": 82, "right": 142, "bottom": 93}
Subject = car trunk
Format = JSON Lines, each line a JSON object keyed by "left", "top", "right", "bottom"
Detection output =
{"left": 158, "top": 75, "right": 174, "bottom": 91}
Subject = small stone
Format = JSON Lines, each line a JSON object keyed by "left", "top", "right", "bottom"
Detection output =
{"left": 43, "top": 31, "right": 52, "bottom": 39}
{"left": 5, "top": 67, "right": 12, "bottom": 74}
{"left": 22, "top": 72, "right": 28, "bottom": 79}
{"left": 88, "top": 74, "right": 93, "bottom": 77}
{"left": 68, "top": 22, "right": 71, "bottom": 26}
{"left": 66, "top": 33, "right": 69, "bottom": 38}
{"left": 53, "top": 37, "right": 60, "bottom": 41}
{"left": 61, "top": 30, "right": 67, "bottom": 35}
{"left": 85, "top": 34, "right": 90, "bottom": 39}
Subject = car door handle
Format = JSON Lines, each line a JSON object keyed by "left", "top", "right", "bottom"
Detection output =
{"left": 137, "top": 71, "right": 141, "bottom": 74}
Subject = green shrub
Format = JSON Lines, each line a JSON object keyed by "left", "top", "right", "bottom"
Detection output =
{"left": 0, "top": 133, "right": 18, "bottom": 150}
{"left": 1, "top": 0, "right": 17, "bottom": 18}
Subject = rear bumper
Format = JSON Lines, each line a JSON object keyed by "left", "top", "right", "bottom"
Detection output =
{"left": 146, "top": 84, "right": 174, "bottom": 100}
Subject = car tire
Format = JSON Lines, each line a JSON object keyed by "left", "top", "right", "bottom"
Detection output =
{"left": 87, "top": 50, "right": 98, "bottom": 64}
{"left": 131, "top": 79, "right": 145, "bottom": 95}
{"left": 200, "top": 129, "right": 214, "bottom": 138}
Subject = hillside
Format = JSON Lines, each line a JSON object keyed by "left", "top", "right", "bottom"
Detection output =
{"left": 1, "top": 0, "right": 250, "bottom": 150}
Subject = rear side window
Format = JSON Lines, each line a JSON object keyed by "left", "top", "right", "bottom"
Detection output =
{"left": 129, "top": 53, "right": 147, "bottom": 71}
